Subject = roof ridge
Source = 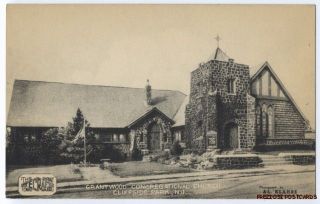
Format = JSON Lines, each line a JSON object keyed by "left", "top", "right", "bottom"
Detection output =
{"left": 215, "top": 47, "right": 230, "bottom": 60}
{"left": 208, "top": 47, "right": 231, "bottom": 62}
{"left": 13, "top": 79, "right": 186, "bottom": 94}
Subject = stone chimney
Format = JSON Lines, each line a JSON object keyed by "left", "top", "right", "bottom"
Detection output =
{"left": 145, "top": 79, "right": 152, "bottom": 105}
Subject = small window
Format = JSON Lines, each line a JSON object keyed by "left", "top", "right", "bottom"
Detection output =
{"left": 261, "top": 104, "right": 268, "bottom": 138}
{"left": 94, "top": 134, "right": 100, "bottom": 140}
{"left": 256, "top": 106, "right": 261, "bottom": 136}
{"left": 24, "top": 135, "right": 29, "bottom": 143}
{"left": 175, "top": 131, "right": 181, "bottom": 141}
{"left": 267, "top": 106, "right": 274, "bottom": 137}
{"left": 119, "top": 134, "right": 126, "bottom": 142}
{"left": 227, "top": 78, "right": 236, "bottom": 94}
{"left": 102, "top": 133, "right": 112, "bottom": 142}
{"left": 113, "top": 134, "right": 118, "bottom": 142}
{"left": 163, "top": 133, "right": 167, "bottom": 142}
{"left": 31, "top": 135, "right": 36, "bottom": 142}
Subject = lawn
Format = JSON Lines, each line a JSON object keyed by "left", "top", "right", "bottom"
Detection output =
{"left": 109, "top": 161, "right": 193, "bottom": 177}
{"left": 6, "top": 164, "right": 84, "bottom": 187}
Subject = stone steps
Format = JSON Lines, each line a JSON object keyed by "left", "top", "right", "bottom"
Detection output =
{"left": 259, "top": 155, "right": 291, "bottom": 166}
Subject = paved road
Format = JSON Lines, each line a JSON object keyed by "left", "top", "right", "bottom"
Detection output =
{"left": 50, "top": 171, "right": 315, "bottom": 199}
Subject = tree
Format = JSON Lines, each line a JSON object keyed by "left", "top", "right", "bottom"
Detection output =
{"left": 170, "top": 140, "right": 183, "bottom": 156}
{"left": 72, "top": 108, "right": 85, "bottom": 135}
{"left": 62, "top": 108, "right": 102, "bottom": 163}
{"left": 41, "top": 128, "right": 64, "bottom": 164}
{"left": 6, "top": 127, "right": 16, "bottom": 165}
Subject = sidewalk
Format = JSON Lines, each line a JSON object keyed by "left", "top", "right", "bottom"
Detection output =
{"left": 6, "top": 164, "right": 315, "bottom": 196}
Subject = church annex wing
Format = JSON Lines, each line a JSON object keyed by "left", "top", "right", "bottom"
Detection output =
{"left": 250, "top": 61, "right": 309, "bottom": 125}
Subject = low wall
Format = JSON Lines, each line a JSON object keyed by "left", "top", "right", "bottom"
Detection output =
{"left": 254, "top": 139, "right": 315, "bottom": 151}
{"left": 279, "top": 153, "right": 315, "bottom": 165}
{"left": 264, "top": 139, "right": 315, "bottom": 146}
{"left": 213, "top": 154, "right": 262, "bottom": 169}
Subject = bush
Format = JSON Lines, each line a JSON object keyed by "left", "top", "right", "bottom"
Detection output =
{"left": 72, "top": 168, "right": 81, "bottom": 174}
{"left": 170, "top": 141, "right": 183, "bottom": 156}
{"left": 131, "top": 147, "right": 143, "bottom": 161}
{"left": 182, "top": 149, "right": 192, "bottom": 155}
{"left": 150, "top": 151, "right": 170, "bottom": 162}
{"left": 99, "top": 163, "right": 105, "bottom": 170}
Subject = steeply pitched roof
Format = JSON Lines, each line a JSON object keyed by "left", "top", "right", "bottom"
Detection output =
{"left": 209, "top": 47, "right": 231, "bottom": 62}
{"left": 7, "top": 80, "right": 186, "bottom": 128}
{"left": 172, "top": 95, "right": 189, "bottom": 127}
{"left": 249, "top": 62, "right": 266, "bottom": 77}
{"left": 250, "top": 61, "right": 308, "bottom": 123}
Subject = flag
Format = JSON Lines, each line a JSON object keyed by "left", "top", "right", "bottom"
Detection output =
{"left": 72, "top": 123, "right": 85, "bottom": 144}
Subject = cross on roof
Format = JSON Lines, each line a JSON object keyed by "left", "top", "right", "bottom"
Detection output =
{"left": 215, "top": 35, "right": 221, "bottom": 47}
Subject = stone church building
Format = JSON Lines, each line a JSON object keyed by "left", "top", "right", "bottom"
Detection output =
{"left": 183, "top": 48, "right": 310, "bottom": 152}
{"left": 7, "top": 46, "right": 312, "bottom": 162}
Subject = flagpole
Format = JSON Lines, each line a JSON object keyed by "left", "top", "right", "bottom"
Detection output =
{"left": 83, "top": 117, "right": 86, "bottom": 165}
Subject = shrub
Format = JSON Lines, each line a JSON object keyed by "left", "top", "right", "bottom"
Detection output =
{"left": 170, "top": 141, "right": 183, "bottom": 156}
{"left": 182, "top": 149, "right": 192, "bottom": 155}
{"left": 131, "top": 147, "right": 143, "bottom": 161}
{"left": 157, "top": 157, "right": 166, "bottom": 164}
{"left": 99, "top": 163, "right": 105, "bottom": 170}
{"left": 72, "top": 168, "right": 81, "bottom": 174}
{"left": 150, "top": 151, "right": 170, "bottom": 162}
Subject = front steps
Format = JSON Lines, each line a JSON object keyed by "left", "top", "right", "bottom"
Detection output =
{"left": 259, "top": 155, "right": 292, "bottom": 166}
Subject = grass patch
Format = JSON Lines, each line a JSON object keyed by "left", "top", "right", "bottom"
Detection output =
{"left": 109, "top": 161, "right": 193, "bottom": 177}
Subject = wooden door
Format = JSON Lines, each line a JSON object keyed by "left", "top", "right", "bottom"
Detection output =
{"left": 229, "top": 126, "right": 238, "bottom": 149}
{"left": 224, "top": 123, "right": 238, "bottom": 149}
{"left": 148, "top": 123, "right": 161, "bottom": 150}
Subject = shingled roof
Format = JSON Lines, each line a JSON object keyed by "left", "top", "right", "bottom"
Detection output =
{"left": 172, "top": 95, "right": 189, "bottom": 127}
{"left": 209, "top": 47, "right": 231, "bottom": 62}
{"left": 7, "top": 80, "right": 186, "bottom": 128}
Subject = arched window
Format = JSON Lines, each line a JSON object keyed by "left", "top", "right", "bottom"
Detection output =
{"left": 267, "top": 106, "right": 274, "bottom": 137}
{"left": 227, "top": 78, "right": 236, "bottom": 94}
{"left": 256, "top": 106, "right": 261, "bottom": 137}
{"left": 261, "top": 104, "right": 268, "bottom": 138}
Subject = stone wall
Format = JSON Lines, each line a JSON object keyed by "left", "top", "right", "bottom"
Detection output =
{"left": 264, "top": 139, "right": 314, "bottom": 146}
{"left": 185, "top": 58, "right": 255, "bottom": 151}
{"left": 185, "top": 92, "right": 218, "bottom": 151}
{"left": 280, "top": 153, "right": 315, "bottom": 165}
{"left": 246, "top": 94, "right": 256, "bottom": 149}
{"left": 213, "top": 154, "right": 262, "bottom": 169}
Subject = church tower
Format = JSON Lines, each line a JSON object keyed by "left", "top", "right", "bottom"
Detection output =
{"left": 185, "top": 46, "right": 256, "bottom": 152}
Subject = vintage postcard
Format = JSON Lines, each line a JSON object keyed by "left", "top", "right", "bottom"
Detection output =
{"left": 5, "top": 4, "right": 316, "bottom": 199}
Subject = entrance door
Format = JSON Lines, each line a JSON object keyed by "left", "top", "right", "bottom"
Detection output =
{"left": 148, "top": 123, "right": 161, "bottom": 151}
{"left": 224, "top": 123, "right": 238, "bottom": 149}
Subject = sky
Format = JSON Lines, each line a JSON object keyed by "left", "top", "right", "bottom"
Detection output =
{"left": 6, "top": 4, "right": 315, "bottom": 128}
